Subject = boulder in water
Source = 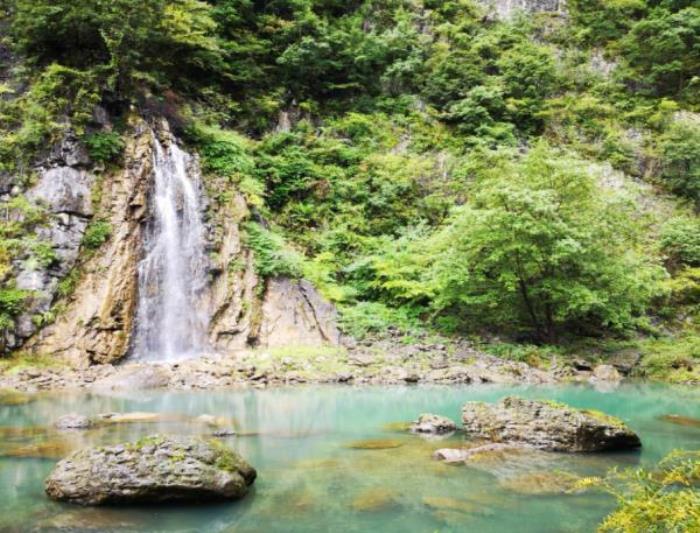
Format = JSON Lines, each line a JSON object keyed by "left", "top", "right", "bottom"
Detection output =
{"left": 409, "top": 414, "right": 457, "bottom": 435}
{"left": 45, "top": 435, "right": 256, "bottom": 505}
{"left": 462, "top": 397, "right": 641, "bottom": 452}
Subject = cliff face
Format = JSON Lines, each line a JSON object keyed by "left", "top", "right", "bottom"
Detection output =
{"left": 21, "top": 117, "right": 341, "bottom": 367}
{"left": 24, "top": 119, "right": 153, "bottom": 366}
{"left": 477, "top": 0, "right": 566, "bottom": 19}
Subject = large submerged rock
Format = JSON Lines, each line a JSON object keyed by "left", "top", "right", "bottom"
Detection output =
{"left": 45, "top": 435, "right": 256, "bottom": 505}
{"left": 462, "top": 397, "right": 641, "bottom": 452}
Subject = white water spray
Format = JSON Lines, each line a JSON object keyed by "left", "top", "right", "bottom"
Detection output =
{"left": 132, "top": 135, "right": 209, "bottom": 361}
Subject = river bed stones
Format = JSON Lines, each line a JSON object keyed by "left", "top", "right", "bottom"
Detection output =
{"left": 461, "top": 397, "right": 641, "bottom": 452}
{"left": 55, "top": 414, "right": 93, "bottom": 430}
{"left": 409, "top": 414, "right": 457, "bottom": 435}
{"left": 432, "top": 443, "right": 521, "bottom": 463}
{"left": 45, "top": 435, "right": 256, "bottom": 505}
{"left": 658, "top": 414, "right": 700, "bottom": 428}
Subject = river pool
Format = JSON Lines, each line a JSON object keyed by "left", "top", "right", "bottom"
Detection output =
{"left": 1, "top": 383, "right": 698, "bottom": 532}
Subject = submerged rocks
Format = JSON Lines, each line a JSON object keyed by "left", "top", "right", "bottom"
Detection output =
{"left": 409, "top": 414, "right": 457, "bottom": 435}
{"left": 462, "top": 397, "right": 641, "bottom": 452}
{"left": 45, "top": 435, "right": 256, "bottom": 505}
{"left": 432, "top": 443, "right": 521, "bottom": 463}
{"left": 55, "top": 414, "right": 93, "bottom": 430}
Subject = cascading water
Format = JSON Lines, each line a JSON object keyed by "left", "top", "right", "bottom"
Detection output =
{"left": 131, "top": 134, "right": 209, "bottom": 361}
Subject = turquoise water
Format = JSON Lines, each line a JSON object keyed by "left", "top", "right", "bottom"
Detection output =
{"left": 0, "top": 383, "right": 698, "bottom": 532}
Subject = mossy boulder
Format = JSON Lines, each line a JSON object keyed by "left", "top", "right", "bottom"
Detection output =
{"left": 45, "top": 435, "right": 256, "bottom": 505}
{"left": 462, "top": 397, "right": 641, "bottom": 452}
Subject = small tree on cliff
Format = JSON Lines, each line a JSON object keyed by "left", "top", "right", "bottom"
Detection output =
{"left": 431, "top": 143, "right": 661, "bottom": 341}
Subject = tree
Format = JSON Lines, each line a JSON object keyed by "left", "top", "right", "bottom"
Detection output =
{"left": 430, "top": 143, "right": 660, "bottom": 341}
{"left": 9, "top": 0, "right": 223, "bottom": 97}
{"left": 621, "top": 7, "right": 700, "bottom": 101}
{"left": 659, "top": 115, "right": 700, "bottom": 207}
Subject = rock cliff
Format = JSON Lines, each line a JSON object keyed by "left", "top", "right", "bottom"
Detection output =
{"left": 21, "top": 117, "right": 341, "bottom": 366}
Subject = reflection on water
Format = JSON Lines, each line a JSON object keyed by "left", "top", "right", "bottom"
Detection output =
{"left": 0, "top": 383, "right": 698, "bottom": 532}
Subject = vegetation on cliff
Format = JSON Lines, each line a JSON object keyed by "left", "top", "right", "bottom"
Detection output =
{"left": 0, "top": 0, "right": 698, "bottom": 380}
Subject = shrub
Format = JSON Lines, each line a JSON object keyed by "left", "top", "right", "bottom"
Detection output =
{"left": 82, "top": 220, "right": 111, "bottom": 249}
{"left": 658, "top": 117, "right": 700, "bottom": 206}
{"left": 242, "top": 222, "right": 303, "bottom": 279}
{"left": 338, "top": 301, "right": 421, "bottom": 340}
{"left": 83, "top": 132, "right": 125, "bottom": 164}
{"left": 660, "top": 216, "right": 700, "bottom": 269}
{"left": 579, "top": 450, "right": 700, "bottom": 532}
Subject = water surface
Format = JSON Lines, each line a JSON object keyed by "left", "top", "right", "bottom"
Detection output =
{"left": 1, "top": 383, "right": 698, "bottom": 532}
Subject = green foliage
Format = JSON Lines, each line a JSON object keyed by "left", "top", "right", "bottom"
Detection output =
{"left": 82, "top": 220, "right": 112, "bottom": 250}
{"left": 83, "top": 132, "right": 124, "bottom": 164}
{"left": 189, "top": 124, "right": 253, "bottom": 178}
{"left": 579, "top": 450, "right": 700, "bottom": 532}
{"left": 10, "top": 0, "right": 223, "bottom": 96}
{"left": 658, "top": 116, "right": 700, "bottom": 206}
{"left": 429, "top": 143, "right": 661, "bottom": 341}
{"left": 660, "top": 215, "right": 700, "bottom": 269}
{"left": 638, "top": 333, "right": 700, "bottom": 383}
{"left": 338, "top": 301, "right": 421, "bottom": 340}
{"left": 620, "top": 7, "right": 700, "bottom": 102}
{"left": 242, "top": 222, "right": 303, "bottom": 279}
{"left": 0, "top": 287, "right": 29, "bottom": 332}
{"left": 0, "top": 64, "right": 101, "bottom": 172}
{"left": 2, "top": 0, "right": 699, "bottom": 367}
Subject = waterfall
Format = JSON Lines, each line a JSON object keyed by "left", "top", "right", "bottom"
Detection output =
{"left": 131, "top": 135, "right": 209, "bottom": 361}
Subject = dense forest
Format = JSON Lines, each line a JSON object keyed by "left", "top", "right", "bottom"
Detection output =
{"left": 0, "top": 2, "right": 699, "bottom": 531}
{"left": 0, "top": 0, "right": 699, "bottom": 375}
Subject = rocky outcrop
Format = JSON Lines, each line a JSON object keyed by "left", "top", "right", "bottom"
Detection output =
{"left": 409, "top": 414, "right": 457, "bottom": 435}
{"left": 205, "top": 192, "right": 340, "bottom": 352}
{"left": 477, "top": 0, "right": 566, "bottom": 20}
{"left": 45, "top": 435, "right": 256, "bottom": 505}
{"left": 461, "top": 397, "right": 641, "bottom": 451}
{"left": 6, "top": 135, "right": 94, "bottom": 351}
{"left": 14, "top": 114, "right": 341, "bottom": 366}
{"left": 256, "top": 277, "right": 341, "bottom": 347}
{"left": 24, "top": 118, "right": 154, "bottom": 366}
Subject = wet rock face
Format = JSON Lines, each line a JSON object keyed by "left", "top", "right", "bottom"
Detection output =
{"left": 6, "top": 134, "right": 95, "bottom": 351}
{"left": 24, "top": 119, "right": 154, "bottom": 365}
{"left": 410, "top": 414, "right": 457, "bottom": 435}
{"left": 45, "top": 436, "right": 256, "bottom": 505}
{"left": 462, "top": 397, "right": 641, "bottom": 452}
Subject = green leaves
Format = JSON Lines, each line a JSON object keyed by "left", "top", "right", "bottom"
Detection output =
{"left": 429, "top": 143, "right": 661, "bottom": 340}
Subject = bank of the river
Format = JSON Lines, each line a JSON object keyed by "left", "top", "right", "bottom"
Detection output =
{"left": 0, "top": 336, "right": 637, "bottom": 392}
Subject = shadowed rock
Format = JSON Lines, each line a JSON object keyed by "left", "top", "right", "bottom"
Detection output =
{"left": 462, "top": 397, "right": 641, "bottom": 452}
{"left": 45, "top": 435, "right": 256, "bottom": 505}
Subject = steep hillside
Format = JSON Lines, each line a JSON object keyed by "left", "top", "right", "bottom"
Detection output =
{"left": 0, "top": 0, "right": 698, "bottom": 380}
